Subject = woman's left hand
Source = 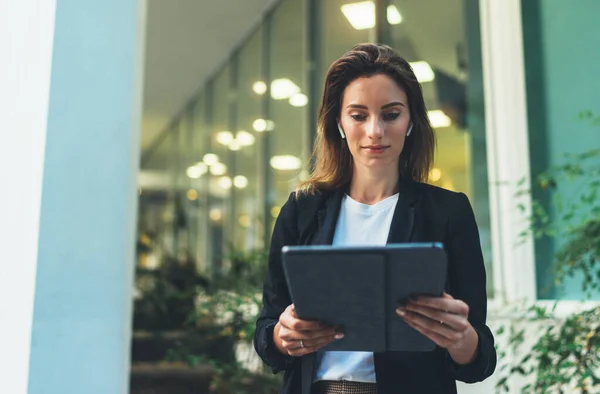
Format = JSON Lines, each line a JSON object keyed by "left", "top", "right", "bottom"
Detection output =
{"left": 396, "top": 292, "right": 478, "bottom": 361}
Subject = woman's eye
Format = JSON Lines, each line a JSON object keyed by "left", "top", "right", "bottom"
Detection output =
{"left": 351, "top": 114, "right": 367, "bottom": 121}
{"left": 383, "top": 113, "right": 400, "bottom": 121}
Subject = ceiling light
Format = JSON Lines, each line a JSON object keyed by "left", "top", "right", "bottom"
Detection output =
{"left": 270, "top": 155, "right": 302, "bottom": 171}
{"left": 186, "top": 163, "right": 207, "bottom": 179}
{"left": 253, "top": 119, "right": 267, "bottom": 132}
{"left": 203, "top": 153, "right": 219, "bottom": 166}
{"left": 429, "top": 168, "right": 442, "bottom": 182}
{"left": 233, "top": 175, "right": 248, "bottom": 189}
{"left": 187, "top": 189, "right": 198, "bottom": 201}
{"left": 216, "top": 131, "right": 234, "bottom": 146}
{"left": 252, "top": 81, "right": 267, "bottom": 95}
{"left": 252, "top": 119, "right": 275, "bottom": 132}
{"left": 410, "top": 61, "right": 435, "bottom": 83}
{"left": 209, "top": 208, "right": 222, "bottom": 222}
{"left": 428, "top": 110, "right": 452, "bottom": 128}
{"left": 218, "top": 176, "right": 232, "bottom": 190}
{"left": 387, "top": 5, "right": 402, "bottom": 24}
{"left": 341, "top": 1, "right": 375, "bottom": 30}
{"left": 289, "top": 93, "right": 308, "bottom": 107}
{"left": 236, "top": 130, "right": 255, "bottom": 146}
{"left": 210, "top": 162, "right": 227, "bottom": 176}
{"left": 271, "top": 78, "right": 300, "bottom": 100}
{"left": 228, "top": 139, "right": 241, "bottom": 151}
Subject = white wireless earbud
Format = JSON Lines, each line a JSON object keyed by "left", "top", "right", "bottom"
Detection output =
{"left": 337, "top": 122, "right": 346, "bottom": 139}
{"left": 406, "top": 123, "right": 414, "bottom": 137}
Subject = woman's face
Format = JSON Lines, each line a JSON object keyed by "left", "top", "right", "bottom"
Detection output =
{"left": 339, "top": 73, "right": 411, "bottom": 172}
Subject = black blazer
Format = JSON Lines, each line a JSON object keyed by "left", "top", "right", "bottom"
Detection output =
{"left": 254, "top": 180, "right": 496, "bottom": 394}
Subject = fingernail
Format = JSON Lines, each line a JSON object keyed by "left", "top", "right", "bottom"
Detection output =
{"left": 335, "top": 333, "right": 344, "bottom": 339}
{"left": 396, "top": 308, "right": 406, "bottom": 316}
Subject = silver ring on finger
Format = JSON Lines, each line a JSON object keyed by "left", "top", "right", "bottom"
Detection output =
{"left": 300, "top": 339, "right": 305, "bottom": 348}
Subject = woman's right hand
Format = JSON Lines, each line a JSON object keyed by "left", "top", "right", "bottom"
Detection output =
{"left": 274, "top": 304, "right": 344, "bottom": 357}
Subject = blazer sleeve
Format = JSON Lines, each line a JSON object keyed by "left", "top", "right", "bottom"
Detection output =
{"left": 445, "top": 192, "right": 497, "bottom": 383}
{"left": 253, "top": 192, "right": 298, "bottom": 373}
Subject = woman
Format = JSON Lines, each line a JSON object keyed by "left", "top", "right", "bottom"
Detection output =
{"left": 254, "top": 43, "right": 496, "bottom": 394}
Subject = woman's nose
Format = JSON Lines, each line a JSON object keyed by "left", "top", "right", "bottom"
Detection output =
{"left": 367, "top": 118, "right": 384, "bottom": 139}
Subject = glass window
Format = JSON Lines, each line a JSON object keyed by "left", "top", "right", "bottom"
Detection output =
{"left": 208, "top": 66, "right": 231, "bottom": 272}
{"left": 385, "top": 0, "right": 494, "bottom": 296}
{"left": 522, "top": 0, "right": 600, "bottom": 300}
{"left": 235, "top": 28, "right": 263, "bottom": 250}
{"left": 268, "top": 0, "right": 308, "bottom": 230}
{"left": 189, "top": 94, "right": 209, "bottom": 274}
{"left": 175, "top": 107, "right": 204, "bottom": 274}
{"left": 137, "top": 129, "right": 177, "bottom": 268}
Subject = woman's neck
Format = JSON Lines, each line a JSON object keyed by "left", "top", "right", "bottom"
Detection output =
{"left": 348, "top": 165, "right": 399, "bottom": 205}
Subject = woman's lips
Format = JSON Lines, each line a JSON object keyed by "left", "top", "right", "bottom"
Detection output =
{"left": 363, "top": 145, "right": 389, "bottom": 154}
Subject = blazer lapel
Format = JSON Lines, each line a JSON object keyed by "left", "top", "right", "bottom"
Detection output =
{"left": 314, "top": 188, "right": 345, "bottom": 245}
{"left": 387, "top": 178, "right": 419, "bottom": 244}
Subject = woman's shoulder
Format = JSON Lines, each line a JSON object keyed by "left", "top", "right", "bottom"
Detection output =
{"left": 279, "top": 187, "right": 331, "bottom": 214}
{"left": 292, "top": 187, "right": 333, "bottom": 205}
{"left": 411, "top": 181, "right": 471, "bottom": 208}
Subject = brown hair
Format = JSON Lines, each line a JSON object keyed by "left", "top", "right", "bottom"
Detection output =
{"left": 297, "top": 43, "right": 435, "bottom": 195}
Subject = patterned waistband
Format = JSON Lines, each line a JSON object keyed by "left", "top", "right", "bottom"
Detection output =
{"left": 312, "top": 380, "right": 378, "bottom": 394}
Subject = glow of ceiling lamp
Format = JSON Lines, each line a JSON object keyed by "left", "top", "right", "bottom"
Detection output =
{"left": 187, "top": 189, "right": 198, "bottom": 201}
{"left": 341, "top": 1, "right": 375, "bottom": 30}
{"left": 186, "top": 163, "right": 207, "bottom": 179}
{"left": 252, "top": 118, "right": 275, "bottom": 132}
{"left": 216, "top": 131, "right": 234, "bottom": 146}
{"left": 253, "top": 119, "right": 267, "bottom": 132}
{"left": 238, "top": 214, "right": 251, "bottom": 228}
{"left": 203, "top": 153, "right": 219, "bottom": 166}
{"left": 289, "top": 93, "right": 308, "bottom": 107}
{"left": 429, "top": 168, "right": 442, "bottom": 182}
{"left": 233, "top": 175, "right": 248, "bottom": 189}
{"left": 409, "top": 61, "right": 435, "bottom": 83}
{"left": 387, "top": 5, "right": 402, "bottom": 24}
{"left": 428, "top": 110, "right": 452, "bottom": 128}
{"left": 236, "top": 130, "right": 255, "bottom": 146}
{"left": 270, "top": 78, "right": 300, "bottom": 100}
{"left": 270, "top": 155, "right": 302, "bottom": 171}
{"left": 218, "top": 176, "right": 233, "bottom": 190}
{"left": 252, "top": 80, "right": 267, "bottom": 95}
{"left": 341, "top": 2, "right": 403, "bottom": 31}
{"left": 228, "top": 139, "right": 241, "bottom": 151}
{"left": 209, "top": 208, "right": 222, "bottom": 222}
{"left": 210, "top": 162, "right": 227, "bottom": 176}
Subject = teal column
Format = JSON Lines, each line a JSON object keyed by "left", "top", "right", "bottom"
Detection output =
{"left": 28, "top": 0, "right": 145, "bottom": 393}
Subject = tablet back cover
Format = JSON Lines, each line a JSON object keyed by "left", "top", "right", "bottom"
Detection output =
{"left": 283, "top": 248, "right": 386, "bottom": 352}
{"left": 386, "top": 245, "right": 448, "bottom": 351}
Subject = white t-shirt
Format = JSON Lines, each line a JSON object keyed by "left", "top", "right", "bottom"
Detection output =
{"left": 314, "top": 193, "right": 399, "bottom": 383}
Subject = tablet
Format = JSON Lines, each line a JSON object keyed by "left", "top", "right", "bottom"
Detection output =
{"left": 281, "top": 243, "right": 447, "bottom": 352}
